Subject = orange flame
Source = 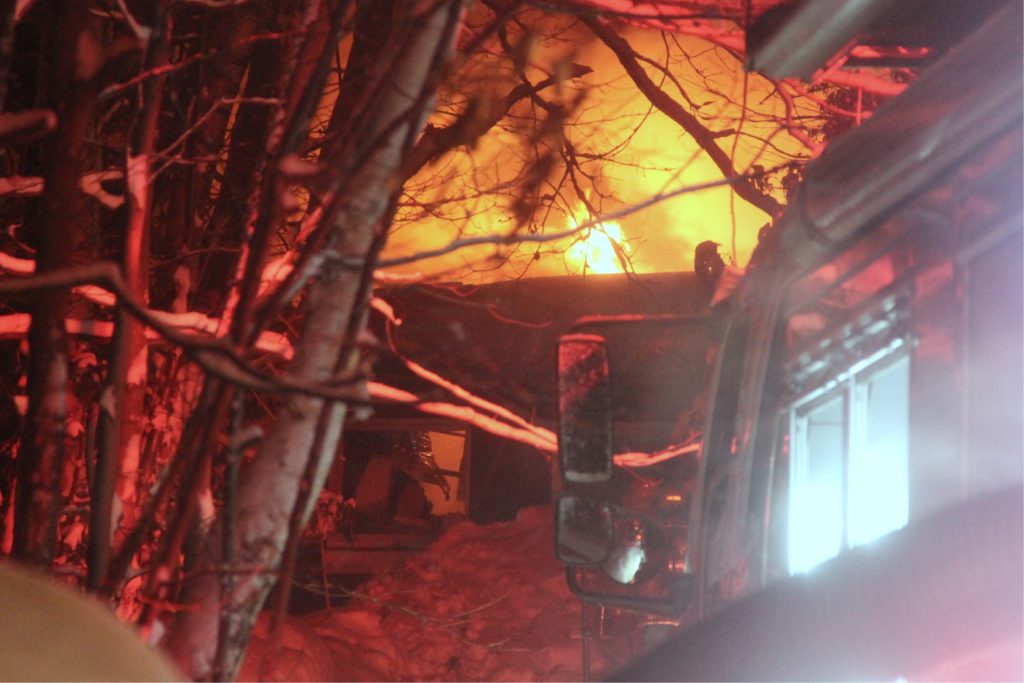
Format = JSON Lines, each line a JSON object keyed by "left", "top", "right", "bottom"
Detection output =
{"left": 565, "top": 207, "right": 630, "bottom": 274}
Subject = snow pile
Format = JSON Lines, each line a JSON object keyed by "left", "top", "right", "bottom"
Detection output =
{"left": 240, "top": 505, "right": 633, "bottom": 681}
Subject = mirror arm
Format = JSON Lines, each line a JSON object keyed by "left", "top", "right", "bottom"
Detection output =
{"left": 565, "top": 566, "right": 693, "bottom": 617}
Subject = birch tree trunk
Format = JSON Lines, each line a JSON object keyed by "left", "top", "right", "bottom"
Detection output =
{"left": 163, "top": 1, "right": 463, "bottom": 678}
{"left": 88, "top": 2, "right": 168, "bottom": 592}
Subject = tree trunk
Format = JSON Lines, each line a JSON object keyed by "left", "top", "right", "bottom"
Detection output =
{"left": 13, "top": 0, "right": 93, "bottom": 566}
{"left": 163, "top": 2, "right": 463, "bottom": 678}
{"left": 89, "top": 2, "right": 169, "bottom": 592}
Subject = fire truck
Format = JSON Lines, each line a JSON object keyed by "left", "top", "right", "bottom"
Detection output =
{"left": 553, "top": 2, "right": 1023, "bottom": 679}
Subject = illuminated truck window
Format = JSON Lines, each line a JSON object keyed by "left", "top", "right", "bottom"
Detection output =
{"left": 780, "top": 237, "right": 915, "bottom": 573}
{"left": 788, "top": 351, "right": 910, "bottom": 574}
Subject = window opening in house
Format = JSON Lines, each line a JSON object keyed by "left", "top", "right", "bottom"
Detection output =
{"left": 323, "top": 425, "right": 469, "bottom": 537}
{"left": 422, "top": 430, "right": 467, "bottom": 515}
{"left": 287, "top": 426, "right": 469, "bottom": 613}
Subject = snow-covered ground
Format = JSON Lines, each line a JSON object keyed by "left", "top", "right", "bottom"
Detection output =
{"left": 239, "top": 506, "right": 635, "bottom": 681}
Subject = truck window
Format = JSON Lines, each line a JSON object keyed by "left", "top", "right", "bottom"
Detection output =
{"left": 788, "top": 350, "right": 910, "bottom": 574}
{"left": 783, "top": 262, "right": 913, "bottom": 574}
{"left": 773, "top": 130, "right": 1022, "bottom": 577}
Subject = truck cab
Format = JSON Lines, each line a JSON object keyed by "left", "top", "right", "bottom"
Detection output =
{"left": 554, "top": 3, "right": 1023, "bottom": 678}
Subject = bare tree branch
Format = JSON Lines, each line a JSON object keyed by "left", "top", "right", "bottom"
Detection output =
{"left": 581, "top": 14, "right": 784, "bottom": 217}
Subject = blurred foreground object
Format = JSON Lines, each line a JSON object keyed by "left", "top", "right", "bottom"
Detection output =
{"left": 0, "top": 562, "right": 181, "bottom": 681}
{"left": 616, "top": 486, "right": 1024, "bottom": 681}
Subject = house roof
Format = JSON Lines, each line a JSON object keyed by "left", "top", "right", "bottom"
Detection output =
{"left": 371, "top": 272, "right": 720, "bottom": 442}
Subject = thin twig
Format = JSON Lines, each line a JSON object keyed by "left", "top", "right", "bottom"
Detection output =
{"left": 98, "top": 33, "right": 293, "bottom": 102}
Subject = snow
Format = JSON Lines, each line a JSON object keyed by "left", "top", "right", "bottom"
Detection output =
{"left": 373, "top": 270, "right": 424, "bottom": 284}
{"left": 279, "top": 154, "right": 321, "bottom": 178}
{"left": 0, "top": 313, "right": 30, "bottom": 340}
{"left": 0, "top": 175, "right": 44, "bottom": 197}
{"left": 0, "top": 170, "right": 122, "bottom": 207}
{"left": 370, "top": 297, "right": 401, "bottom": 326}
{"left": 614, "top": 441, "right": 700, "bottom": 468}
{"left": 12, "top": 395, "right": 27, "bottom": 416}
{"left": 127, "top": 154, "right": 150, "bottom": 214}
{"left": 258, "top": 256, "right": 294, "bottom": 301}
{"left": 367, "top": 382, "right": 558, "bottom": 454}
{"left": 80, "top": 169, "right": 125, "bottom": 209}
{"left": 116, "top": 433, "right": 141, "bottom": 503}
{"left": 398, "top": 358, "right": 556, "bottom": 449}
{"left": 76, "top": 284, "right": 118, "bottom": 307}
{"left": 127, "top": 345, "right": 148, "bottom": 386}
{"left": 240, "top": 506, "right": 634, "bottom": 681}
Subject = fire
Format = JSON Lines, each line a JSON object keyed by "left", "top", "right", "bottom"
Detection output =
{"left": 379, "top": 30, "right": 801, "bottom": 283}
{"left": 565, "top": 209, "right": 631, "bottom": 274}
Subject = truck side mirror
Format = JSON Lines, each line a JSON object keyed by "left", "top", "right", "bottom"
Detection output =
{"left": 555, "top": 494, "right": 613, "bottom": 565}
{"left": 557, "top": 333, "right": 613, "bottom": 483}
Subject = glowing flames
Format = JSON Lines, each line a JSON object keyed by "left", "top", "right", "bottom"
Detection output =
{"left": 565, "top": 208, "right": 631, "bottom": 274}
{"left": 379, "top": 29, "right": 800, "bottom": 284}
